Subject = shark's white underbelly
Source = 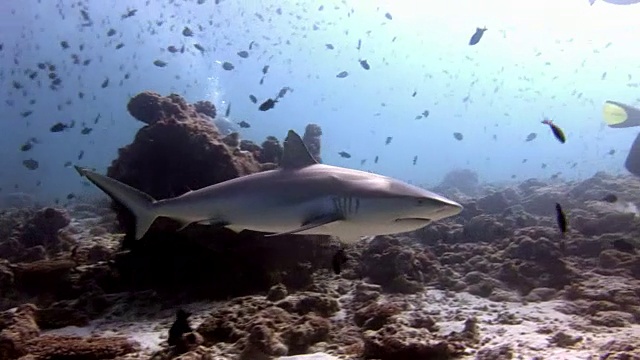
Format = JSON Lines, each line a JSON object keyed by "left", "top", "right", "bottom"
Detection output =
{"left": 223, "top": 198, "right": 429, "bottom": 238}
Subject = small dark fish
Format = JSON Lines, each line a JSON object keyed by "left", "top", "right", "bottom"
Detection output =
{"left": 259, "top": 98, "right": 277, "bottom": 111}
{"left": 225, "top": 103, "right": 231, "bottom": 117}
{"left": 249, "top": 94, "right": 257, "bottom": 103}
{"left": 412, "top": 91, "right": 417, "bottom": 97}
{"left": 338, "top": 151, "right": 351, "bottom": 158}
{"left": 20, "top": 142, "right": 33, "bottom": 152}
{"left": 21, "top": 111, "right": 33, "bottom": 118}
{"left": 80, "top": 9, "right": 91, "bottom": 21}
{"left": 78, "top": 150, "right": 84, "bottom": 160}
{"left": 608, "top": 149, "right": 615, "bottom": 155}
{"left": 115, "top": 43, "right": 124, "bottom": 50}
{"left": 222, "top": 62, "right": 234, "bottom": 70}
{"left": 60, "top": 41, "right": 69, "bottom": 49}
{"left": 50, "top": 122, "right": 68, "bottom": 132}
{"left": 153, "top": 60, "right": 168, "bottom": 67}
{"left": 22, "top": 159, "right": 39, "bottom": 170}
{"left": 357, "top": 39, "right": 361, "bottom": 50}
{"left": 262, "top": 65, "right": 269, "bottom": 74}
{"left": 374, "top": 156, "right": 379, "bottom": 163}
{"left": 336, "top": 71, "right": 349, "bottom": 78}
{"left": 385, "top": 136, "right": 392, "bottom": 145}
{"left": 277, "top": 87, "right": 292, "bottom": 99}
{"left": 194, "top": 43, "right": 205, "bottom": 52}
{"left": 325, "top": 44, "right": 334, "bottom": 50}
{"left": 81, "top": 127, "right": 93, "bottom": 135}
{"left": 182, "top": 27, "right": 194, "bottom": 37}
{"left": 237, "top": 121, "right": 250, "bottom": 128}
{"left": 469, "top": 27, "right": 487, "bottom": 46}
{"left": 121, "top": 9, "right": 137, "bottom": 19}
{"left": 237, "top": 50, "right": 249, "bottom": 58}
{"left": 66, "top": 193, "right": 75, "bottom": 200}
{"left": 106, "top": 28, "right": 116, "bottom": 36}
{"left": 541, "top": 118, "right": 566, "bottom": 143}
{"left": 412, "top": 155, "right": 418, "bottom": 165}
{"left": 64, "top": 161, "right": 72, "bottom": 167}
{"left": 168, "top": 309, "right": 192, "bottom": 346}
{"left": 37, "top": 63, "right": 46, "bottom": 69}
{"left": 612, "top": 239, "right": 635, "bottom": 254}
{"left": 422, "top": 110, "right": 430, "bottom": 118}
{"left": 94, "top": 113, "right": 101, "bottom": 124}
{"left": 384, "top": 12, "right": 392, "bottom": 20}
{"left": 453, "top": 132, "right": 463, "bottom": 141}
{"left": 167, "top": 45, "right": 179, "bottom": 53}
{"left": 359, "top": 59, "right": 370, "bottom": 70}
{"left": 601, "top": 194, "right": 618, "bottom": 203}
{"left": 101, "top": 78, "right": 109, "bottom": 88}
{"left": 555, "top": 203, "right": 568, "bottom": 234}
{"left": 525, "top": 132, "right": 537, "bottom": 142}
{"left": 360, "top": 159, "right": 366, "bottom": 165}
{"left": 332, "top": 249, "right": 348, "bottom": 274}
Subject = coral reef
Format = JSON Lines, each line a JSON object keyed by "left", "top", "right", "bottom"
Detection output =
{"left": 302, "top": 123, "right": 322, "bottom": 163}
{"left": 434, "top": 168, "right": 480, "bottom": 196}
{"left": 103, "top": 92, "right": 336, "bottom": 299}
{"left": 4, "top": 92, "right": 640, "bottom": 358}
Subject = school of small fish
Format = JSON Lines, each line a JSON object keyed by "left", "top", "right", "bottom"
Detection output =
{"left": 1, "top": 0, "right": 633, "bottom": 248}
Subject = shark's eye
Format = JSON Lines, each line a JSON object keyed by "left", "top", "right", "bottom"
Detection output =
{"left": 417, "top": 199, "right": 424, "bottom": 205}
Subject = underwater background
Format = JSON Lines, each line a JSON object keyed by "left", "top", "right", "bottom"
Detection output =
{"left": 3, "top": 0, "right": 640, "bottom": 204}
{"left": 3, "top": 1, "right": 640, "bottom": 360}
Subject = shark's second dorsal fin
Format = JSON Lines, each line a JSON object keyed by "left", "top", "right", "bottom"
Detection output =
{"left": 281, "top": 130, "right": 318, "bottom": 169}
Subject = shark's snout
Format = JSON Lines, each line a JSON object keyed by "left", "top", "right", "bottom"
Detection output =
{"left": 422, "top": 197, "right": 463, "bottom": 221}
{"left": 435, "top": 201, "right": 464, "bottom": 219}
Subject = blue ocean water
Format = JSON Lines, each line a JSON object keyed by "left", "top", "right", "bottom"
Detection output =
{"left": 1, "top": 0, "right": 640, "bottom": 204}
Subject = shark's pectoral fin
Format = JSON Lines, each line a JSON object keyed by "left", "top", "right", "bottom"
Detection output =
{"left": 264, "top": 213, "right": 344, "bottom": 237}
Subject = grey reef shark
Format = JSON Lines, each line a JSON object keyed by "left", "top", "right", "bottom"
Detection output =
{"left": 75, "top": 130, "right": 463, "bottom": 245}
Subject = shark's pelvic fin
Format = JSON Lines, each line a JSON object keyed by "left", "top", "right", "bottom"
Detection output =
{"left": 280, "top": 130, "right": 318, "bottom": 169}
{"left": 225, "top": 225, "right": 244, "bottom": 233}
{"left": 74, "top": 166, "right": 158, "bottom": 240}
{"left": 264, "top": 213, "right": 344, "bottom": 237}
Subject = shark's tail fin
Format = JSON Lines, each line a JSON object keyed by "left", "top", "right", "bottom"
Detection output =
{"left": 75, "top": 166, "right": 158, "bottom": 240}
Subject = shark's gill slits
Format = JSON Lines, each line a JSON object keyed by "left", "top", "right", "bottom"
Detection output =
{"left": 333, "top": 196, "right": 359, "bottom": 216}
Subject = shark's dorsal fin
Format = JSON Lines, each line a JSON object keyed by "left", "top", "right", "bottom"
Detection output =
{"left": 280, "top": 130, "right": 318, "bottom": 169}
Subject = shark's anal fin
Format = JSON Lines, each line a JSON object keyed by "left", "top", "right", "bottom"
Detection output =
{"left": 197, "top": 218, "right": 231, "bottom": 227}
{"left": 177, "top": 221, "right": 192, "bottom": 232}
{"left": 264, "top": 213, "right": 344, "bottom": 237}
